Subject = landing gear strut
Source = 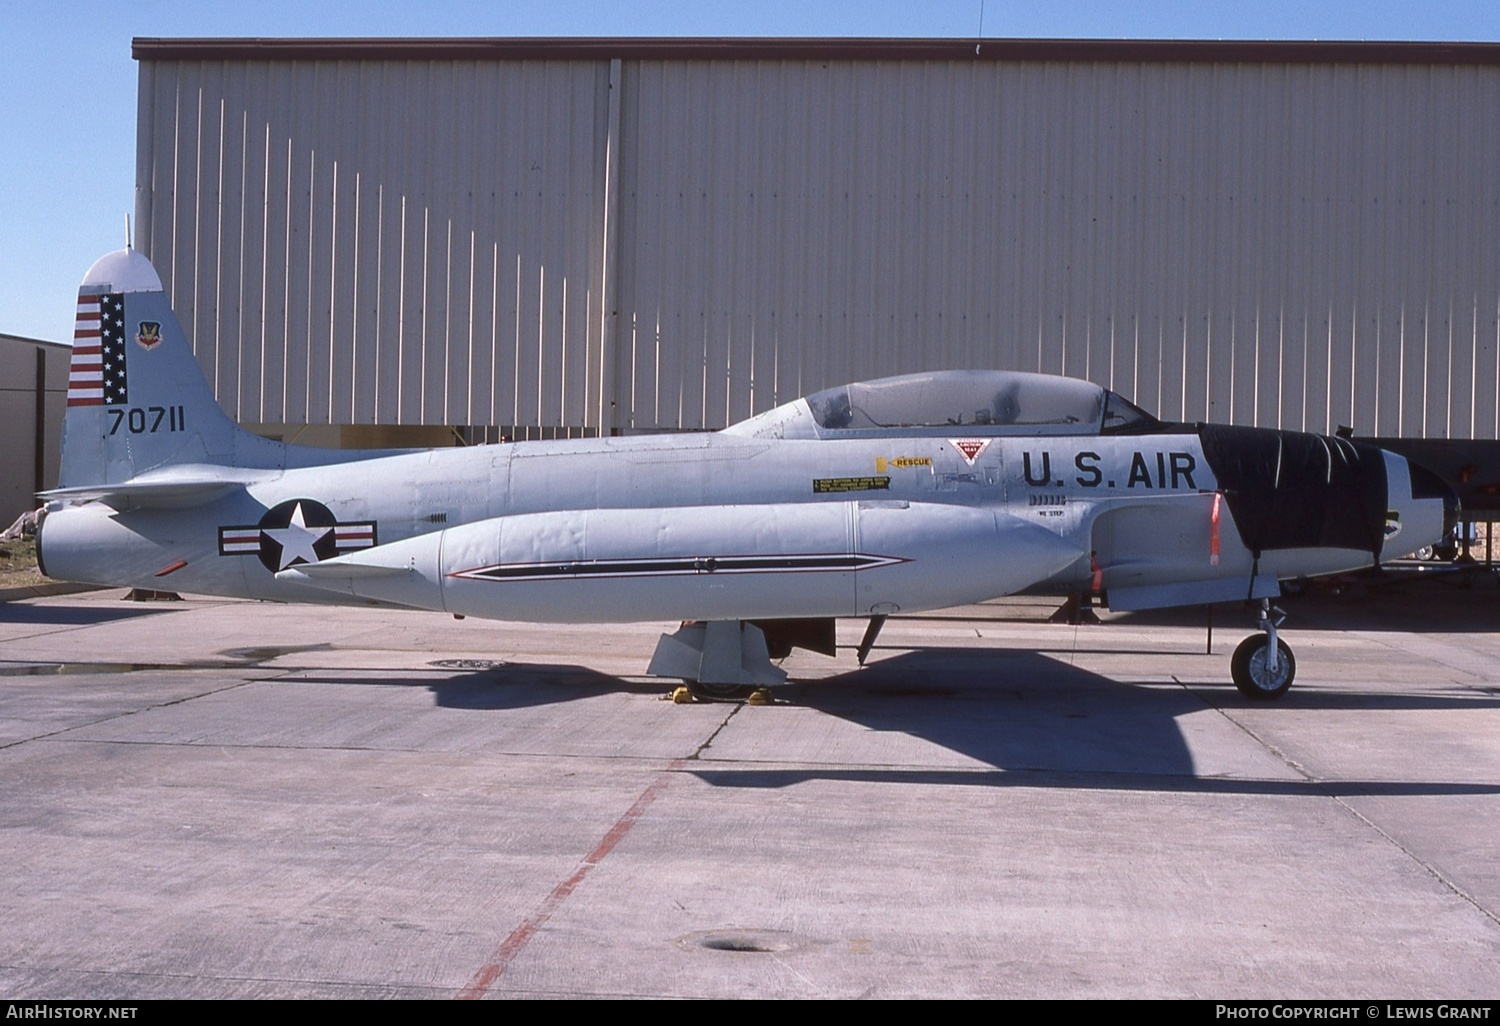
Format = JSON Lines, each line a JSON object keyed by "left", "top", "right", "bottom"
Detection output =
{"left": 1231, "top": 599, "right": 1296, "bottom": 700}
{"left": 647, "top": 620, "right": 787, "bottom": 702}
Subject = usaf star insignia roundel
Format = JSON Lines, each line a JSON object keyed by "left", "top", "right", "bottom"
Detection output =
{"left": 218, "top": 499, "right": 378, "bottom": 573}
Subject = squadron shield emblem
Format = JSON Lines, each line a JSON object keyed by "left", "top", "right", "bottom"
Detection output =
{"left": 136, "top": 321, "right": 162, "bottom": 350}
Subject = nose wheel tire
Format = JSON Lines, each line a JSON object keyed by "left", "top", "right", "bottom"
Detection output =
{"left": 1231, "top": 635, "right": 1296, "bottom": 700}
{"left": 684, "top": 680, "right": 758, "bottom": 702}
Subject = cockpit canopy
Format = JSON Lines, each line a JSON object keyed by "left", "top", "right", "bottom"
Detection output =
{"left": 723, "top": 370, "right": 1160, "bottom": 440}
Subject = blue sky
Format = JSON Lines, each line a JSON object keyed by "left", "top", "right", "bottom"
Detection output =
{"left": 3, "top": 0, "right": 1498, "bottom": 343}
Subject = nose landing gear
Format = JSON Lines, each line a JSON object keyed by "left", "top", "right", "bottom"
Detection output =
{"left": 1231, "top": 599, "right": 1297, "bottom": 700}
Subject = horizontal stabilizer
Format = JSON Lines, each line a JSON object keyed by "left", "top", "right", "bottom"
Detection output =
{"left": 39, "top": 466, "right": 260, "bottom": 509}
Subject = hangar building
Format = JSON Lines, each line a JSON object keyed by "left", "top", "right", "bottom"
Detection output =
{"left": 0, "top": 335, "right": 68, "bottom": 527}
{"left": 118, "top": 37, "right": 1500, "bottom": 449}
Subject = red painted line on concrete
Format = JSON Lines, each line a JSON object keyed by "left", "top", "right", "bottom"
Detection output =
{"left": 456, "top": 758, "right": 686, "bottom": 999}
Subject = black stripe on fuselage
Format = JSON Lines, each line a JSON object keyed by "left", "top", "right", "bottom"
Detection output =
{"left": 449, "top": 552, "right": 905, "bottom": 582}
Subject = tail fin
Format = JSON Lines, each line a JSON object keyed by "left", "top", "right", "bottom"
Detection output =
{"left": 56, "top": 248, "right": 288, "bottom": 491}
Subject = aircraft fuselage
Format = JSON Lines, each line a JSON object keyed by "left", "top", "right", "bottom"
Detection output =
{"left": 39, "top": 428, "right": 1436, "bottom": 623}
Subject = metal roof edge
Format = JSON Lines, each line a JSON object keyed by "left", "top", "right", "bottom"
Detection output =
{"left": 1, "top": 332, "right": 72, "bottom": 351}
{"left": 131, "top": 36, "right": 1500, "bottom": 66}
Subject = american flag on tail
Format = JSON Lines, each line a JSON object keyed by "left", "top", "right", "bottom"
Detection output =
{"left": 69, "top": 291, "right": 127, "bottom": 406}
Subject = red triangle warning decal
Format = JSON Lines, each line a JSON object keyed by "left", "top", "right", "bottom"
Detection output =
{"left": 949, "top": 438, "right": 991, "bottom": 465}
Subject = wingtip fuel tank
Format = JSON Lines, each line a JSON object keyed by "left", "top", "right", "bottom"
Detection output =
{"left": 281, "top": 501, "right": 1085, "bottom": 623}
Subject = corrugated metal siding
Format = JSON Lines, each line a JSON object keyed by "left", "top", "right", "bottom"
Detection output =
{"left": 616, "top": 58, "right": 1500, "bottom": 435}
{"left": 137, "top": 58, "right": 610, "bottom": 427}
{"left": 137, "top": 50, "right": 1500, "bottom": 438}
{"left": 0, "top": 337, "right": 70, "bottom": 523}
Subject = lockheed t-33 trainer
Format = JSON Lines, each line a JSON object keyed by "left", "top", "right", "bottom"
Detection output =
{"left": 38, "top": 249, "right": 1458, "bottom": 700}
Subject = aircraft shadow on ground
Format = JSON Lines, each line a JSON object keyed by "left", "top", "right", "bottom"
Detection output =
{"left": 284, "top": 646, "right": 1500, "bottom": 798}
{"left": 686, "top": 765, "right": 1500, "bottom": 797}
{"left": 266, "top": 663, "right": 653, "bottom": 713}
{"left": 428, "top": 664, "right": 665, "bottom": 711}
{"left": 1103, "top": 568, "right": 1500, "bottom": 634}
{"left": 0, "top": 602, "right": 178, "bottom": 626}
{"left": 690, "top": 647, "right": 1500, "bottom": 795}
{"left": 784, "top": 646, "right": 1203, "bottom": 776}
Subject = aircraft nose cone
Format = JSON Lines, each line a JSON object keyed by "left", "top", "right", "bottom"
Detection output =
{"left": 1198, "top": 425, "right": 1390, "bottom": 556}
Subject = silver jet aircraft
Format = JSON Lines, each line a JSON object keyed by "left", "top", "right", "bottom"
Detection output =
{"left": 38, "top": 249, "right": 1457, "bottom": 700}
